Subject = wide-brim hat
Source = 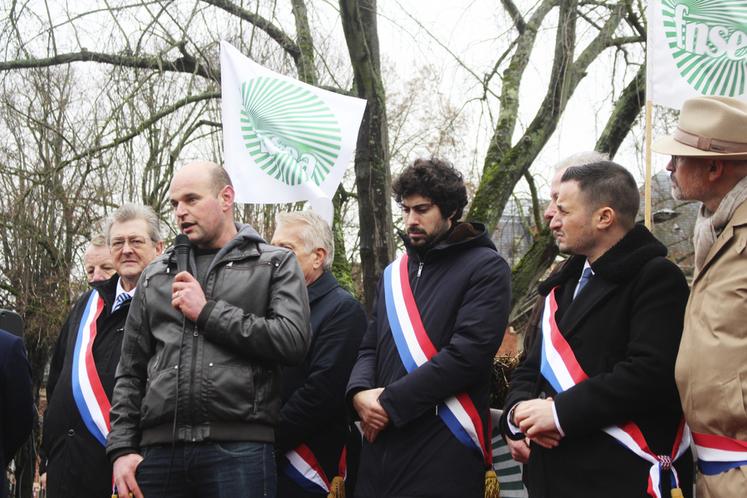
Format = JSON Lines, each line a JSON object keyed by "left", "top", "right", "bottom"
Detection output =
{"left": 652, "top": 96, "right": 747, "bottom": 160}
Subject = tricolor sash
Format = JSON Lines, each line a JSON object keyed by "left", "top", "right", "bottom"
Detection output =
{"left": 692, "top": 432, "right": 747, "bottom": 476}
{"left": 383, "top": 253, "right": 491, "bottom": 467}
{"left": 284, "top": 444, "right": 347, "bottom": 495}
{"left": 540, "top": 288, "right": 690, "bottom": 498}
{"left": 71, "top": 290, "right": 111, "bottom": 446}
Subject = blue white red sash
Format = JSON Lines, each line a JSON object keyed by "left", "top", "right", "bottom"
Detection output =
{"left": 692, "top": 432, "right": 747, "bottom": 475}
{"left": 383, "top": 253, "right": 491, "bottom": 467}
{"left": 284, "top": 444, "right": 347, "bottom": 494}
{"left": 540, "top": 288, "right": 690, "bottom": 498}
{"left": 71, "top": 290, "right": 111, "bottom": 446}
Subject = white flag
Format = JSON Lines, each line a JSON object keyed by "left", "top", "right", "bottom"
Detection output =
{"left": 220, "top": 41, "right": 366, "bottom": 224}
{"left": 647, "top": 0, "right": 747, "bottom": 110}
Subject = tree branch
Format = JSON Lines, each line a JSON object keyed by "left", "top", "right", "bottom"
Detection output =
{"left": 200, "top": 0, "right": 301, "bottom": 62}
{"left": 0, "top": 49, "right": 216, "bottom": 81}
{"left": 59, "top": 90, "right": 220, "bottom": 171}
{"left": 595, "top": 63, "right": 645, "bottom": 158}
{"left": 500, "top": 0, "right": 527, "bottom": 34}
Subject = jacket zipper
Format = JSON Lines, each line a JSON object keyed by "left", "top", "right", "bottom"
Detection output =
{"left": 188, "top": 322, "right": 198, "bottom": 440}
{"left": 412, "top": 261, "right": 424, "bottom": 294}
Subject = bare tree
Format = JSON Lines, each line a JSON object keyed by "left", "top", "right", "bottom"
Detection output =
{"left": 464, "top": 0, "right": 646, "bottom": 311}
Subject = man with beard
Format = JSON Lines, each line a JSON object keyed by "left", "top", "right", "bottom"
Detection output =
{"left": 42, "top": 205, "right": 164, "bottom": 498}
{"left": 653, "top": 96, "right": 747, "bottom": 498}
{"left": 499, "top": 161, "right": 692, "bottom": 497}
{"left": 347, "top": 158, "right": 511, "bottom": 498}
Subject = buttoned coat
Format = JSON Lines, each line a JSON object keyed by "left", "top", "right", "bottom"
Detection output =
{"left": 501, "top": 225, "right": 693, "bottom": 498}
{"left": 675, "top": 199, "right": 747, "bottom": 498}
{"left": 42, "top": 274, "right": 128, "bottom": 498}
{"left": 276, "top": 271, "right": 366, "bottom": 498}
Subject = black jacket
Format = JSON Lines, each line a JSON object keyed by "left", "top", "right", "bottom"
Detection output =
{"left": 276, "top": 271, "right": 366, "bottom": 498}
{"left": 107, "top": 225, "right": 311, "bottom": 460}
{"left": 0, "top": 329, "right": 33, "bottom": 498}
{"left": 347, "top": 222, "right": 511, "bottom": 498}
{"left": 42, "top": 274, "right": 128, "bottom": 498}
{"left": 500, "top": 225, "right": 693, "bottom": 498}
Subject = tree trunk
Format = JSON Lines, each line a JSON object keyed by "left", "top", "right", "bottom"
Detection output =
{"left": 340, "top": 0, "right": 394, "bottom": 311}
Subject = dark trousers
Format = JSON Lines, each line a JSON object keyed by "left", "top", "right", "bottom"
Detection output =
{"left": 136, "top": 442, "right": 276, "bottom": 498}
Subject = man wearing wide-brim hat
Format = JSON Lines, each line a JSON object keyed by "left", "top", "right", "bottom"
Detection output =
{"left": 653, "top": 95, "right": 747, "bottom": 498}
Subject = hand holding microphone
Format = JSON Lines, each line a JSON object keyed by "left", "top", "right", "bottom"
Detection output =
{"left": 171, "top": 234, "right": 206, "bottom": 322}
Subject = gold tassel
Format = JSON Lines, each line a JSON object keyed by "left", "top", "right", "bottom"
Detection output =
{"left": 484, "top": 469, "right": 500, "bottom": 498}
{"left": 670, "top": 487, "right": 684, "bottom": 498}
{"left": 327, "top": 475, "right": 346, "bottom": 498}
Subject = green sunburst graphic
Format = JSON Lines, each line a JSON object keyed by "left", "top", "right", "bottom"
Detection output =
{"left": 662, "top": 0, "right": 747, "bottom": 97}
{"left": 239, "top": 77, "right": 342, "bottom": 186}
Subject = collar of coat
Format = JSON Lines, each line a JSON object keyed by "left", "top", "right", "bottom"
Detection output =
{"left": 538, "top": 224, "right": 667, "bottom": 296}
{"left": 401, "top": 221, "right": 498, "bottom": 263}
{"left": 89, "top": 272, "right": 121, "bottom": 311}
{"left": 307, "top": 270, "right": 340, "bottom": 305}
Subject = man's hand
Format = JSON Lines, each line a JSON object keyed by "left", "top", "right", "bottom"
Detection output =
{"left": 172, "top": 272, "right": 207, "bottom": 321}
{"left": 113, "top": 453, "right": 144, "bottom": 498}
{"left": 352, "top": 388, "right": 390, "bottom": 438}
{"left": 506, "top": 437, "right": 531, "bottom": 463}
{"left": 514, "top": 399, "right": 562, "bottom": 449}
{"left": 360, "top": 421, "right": 383, "bottom": 443}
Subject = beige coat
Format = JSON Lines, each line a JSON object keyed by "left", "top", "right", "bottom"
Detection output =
{"left": 675, "top": 199, "right": 747, "bottom": 498}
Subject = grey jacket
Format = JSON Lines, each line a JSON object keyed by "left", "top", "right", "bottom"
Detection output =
{"left": 106, "top": 225, "right": 310, "bottom": 460}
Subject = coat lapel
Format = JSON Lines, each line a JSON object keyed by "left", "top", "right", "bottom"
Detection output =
{"left": 557, "top": 276, "right": 618, "bottom": 337}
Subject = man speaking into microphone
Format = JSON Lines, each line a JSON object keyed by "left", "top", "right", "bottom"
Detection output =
{"left": 107, "top": 160, "right": 311, "bottom": 498}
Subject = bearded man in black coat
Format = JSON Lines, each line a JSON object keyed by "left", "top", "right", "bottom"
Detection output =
{"left": 347, "top": 158, "right": 511, "bottom": 498}
{"left": 500, "top": 161, "right": 693, "bottom": 498}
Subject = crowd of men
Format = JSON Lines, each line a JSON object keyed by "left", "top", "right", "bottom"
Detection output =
{"left": 1, "top": 94, "right": 745, "bottom": 498}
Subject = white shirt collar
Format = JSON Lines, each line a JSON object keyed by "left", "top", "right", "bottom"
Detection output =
{"left": 582, "top": 259, "right": 594, "bottom": 275}
{"left": 115, "top": 277, "right": 136, "bottom": 301}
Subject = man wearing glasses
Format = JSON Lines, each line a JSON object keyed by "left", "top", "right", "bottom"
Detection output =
{"left": 347, "top": 158, "right": 511, "bottom": 498}
{"left": 42, "top": 204, "right": 163, "bottom": 498}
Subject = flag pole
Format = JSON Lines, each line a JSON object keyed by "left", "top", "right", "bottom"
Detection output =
{"left": 644, "top": 100, "right": 653, "bottom": 229}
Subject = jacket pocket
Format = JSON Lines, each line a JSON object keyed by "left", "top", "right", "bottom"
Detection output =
{"left": 694, "top": 374, "right": 747, "bottom": 437}
{"left": 204, "top": 362, "right": 255, "bottom": 421}
{"left": 141, "top": 366, "right": 178, "bottom": 427}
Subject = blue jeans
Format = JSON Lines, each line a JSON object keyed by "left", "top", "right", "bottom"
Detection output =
{"left": 135, "top": 442, "right": 276, "bottom": 498}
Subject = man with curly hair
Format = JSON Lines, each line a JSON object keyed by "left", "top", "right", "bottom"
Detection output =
{"left": 347, "top": 158, "right": 511, "bottom": 498}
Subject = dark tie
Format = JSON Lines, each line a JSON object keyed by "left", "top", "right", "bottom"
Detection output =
{"left": 574, "top": 267, "right": 593, "bottom": 298}
{"left": 112, "top": 293, "right": 132, "bottom": 313}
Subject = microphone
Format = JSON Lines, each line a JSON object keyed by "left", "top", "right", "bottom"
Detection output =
{"left": 174, "top": 233, "right": 192, "bottom": 275}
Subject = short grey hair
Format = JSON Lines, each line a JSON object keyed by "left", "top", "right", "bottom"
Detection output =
{"left": 105, "top": 203, "right": 162, "bottom": 244}
{"left": 275, "top": 211, "right": 334, "bottom": 271}
{"left": 554, "top": 151, "right": 609, "bottom": 172}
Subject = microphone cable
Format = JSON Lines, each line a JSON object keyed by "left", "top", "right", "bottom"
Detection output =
{"left": 162, "top": 234, "right": 191, "bottom": 496}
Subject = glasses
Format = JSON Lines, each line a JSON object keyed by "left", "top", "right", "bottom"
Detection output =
{"left": 110, "top": 237, "right": 149, "bottom": 251}
{"left": 399, "top": 202, "right": 435, "bottom": 216}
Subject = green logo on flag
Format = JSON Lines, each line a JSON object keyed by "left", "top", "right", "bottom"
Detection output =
{"left": 662, "top": 0, "right": 747, "bottom": 96}
{"left": 239, "top": 77, "right": 342, "bottom": 186}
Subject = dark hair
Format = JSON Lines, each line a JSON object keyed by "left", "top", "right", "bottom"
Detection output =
{"left": 392, "top": 158, "right": 468, "bottom": 221}
{"left": 561, "top": 161, "right": 639, "bottom": 228}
